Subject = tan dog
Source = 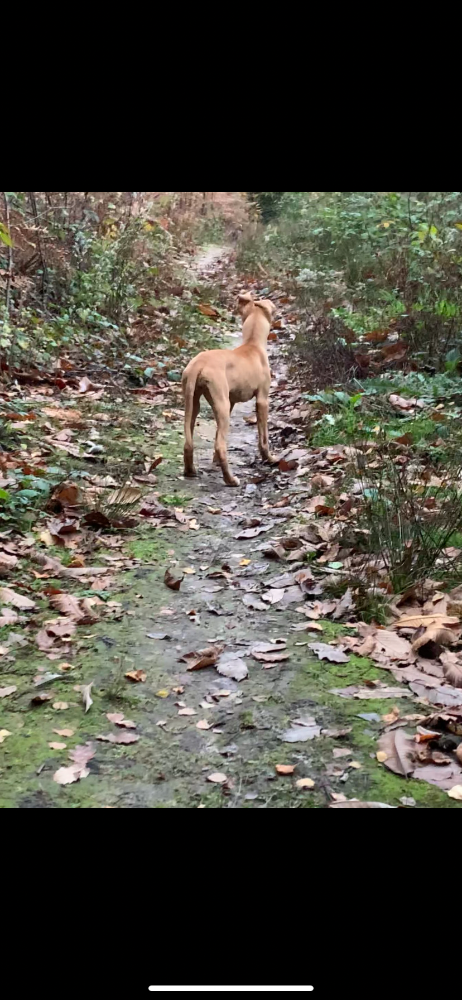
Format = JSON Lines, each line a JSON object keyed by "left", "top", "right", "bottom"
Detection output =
{"left": 182, "top": 292, "right": 277, "bottom": 486}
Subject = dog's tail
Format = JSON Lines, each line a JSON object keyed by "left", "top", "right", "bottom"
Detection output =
{"left": 182, "top": 364, "right": 200, "bottom": 452}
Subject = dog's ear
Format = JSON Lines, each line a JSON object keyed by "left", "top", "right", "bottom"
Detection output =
{"left": 238, "top": 291, "right": 253, "bottom": 306}
{"left": 254, "top": 299, "right": 276, "bottom": 324}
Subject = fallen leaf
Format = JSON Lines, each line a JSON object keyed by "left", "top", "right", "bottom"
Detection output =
{"left": 53, "top": 765, "right": 84, "bottom": 785}
{"left": 178, "top": 707, "right": 196, "bottom": 716}
{"left": 49, "top": 593, "right": 85, "bottom": 621}
{"left": 282, "top": 717, "right": 321, "bottom": 742}
{"left": 377, "top": 729, "right": 415, "bottom": 776}
{"left": 331, "top": 684, "right": 410, "bottom": 700}
{"left": 78, "top": 376, "right": 93, "bottom": 393}
{"left": 198, "top": 303, "right": 220, "bottom": 317}
{"left": 53, "top": 728, "right": 74, "bottom": 737}
{"left": 235, "top": 525, "right": 272, "bottom": 539}
{"left": 0, "top": 685, "right": 17, "bottom": 698}
{"left": 308, "top": 642, "right": 350, "bottom": 663}
{"left": 126, "top": 670, "right": 146, "bottom": 683}
{"left": 296, "top": 778, "right": 315, "bottom": 789}
{"left": 196, "top": 720, "right": 211, "bottom": 730}
{"left": 276, "top": 765, "right": 295, "bottom": 775}
{"left": 182, "top": 645, "right": 223, "bottom": 671}
{"left": 440, "top": 650, "right": 462, "bottom": 688}
{"left": 447, "top": 785, "right": 462, "bottom": 800}
{"left": 252, "top": 651, "right": 290, "bottom": 663}
{"left": 164, "top": 568, "right": 183, "bottom": 591}
{"left": 242, "top": 594, "right": 266, "bottom": 611}
{"left": 49, "top": 742, "right": 67, "bottom": 750}
{"left": 252, "top": 641, "right": 287, "bottom": 654}
{"left": 217, "top": 653, "right": 249, "bottom": 681}
{"left": 329, "top": 801, "right": 395, "bottom": 808}
{"left": 0, "top": 729, "right": 12, "bottom": 743}
{"left": 376, "top": 751, "right": 388, "bottom": 763}
{"left": 207, "top": 772, "right": 227, "bottom": 784}
{"left": 97, "top": 732, "right": 140, "bottom": 744}
{"left": 106, "top": 713, "right": 136, "bottom": 729}
{"left": 52, "top": 701, "right": 68, "bottom": 711}
{"left": 373, "top": 630, "right": 412, "bottom": 659}
{"left": 81, "top": 682, "right": 93, "bottom": 713}
{"left": 0, "top": 586, "right": 35, "bottom": 610}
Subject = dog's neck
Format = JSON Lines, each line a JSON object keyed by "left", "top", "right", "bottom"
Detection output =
{"left": 241, "top": 307, "right": 270, "bottom": 351}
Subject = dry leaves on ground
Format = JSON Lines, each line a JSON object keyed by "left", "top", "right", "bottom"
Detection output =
{"left": 308, "top": 642, "right": 350, "bottom": 663}
{"left": 181, "top": 645, "right": 223, "bottom": 671}
{"left": 0, "top": 587, "right": 35, "bottom": 610}
{"left": 53, "top": 742, "right": 95, "bottom": 785}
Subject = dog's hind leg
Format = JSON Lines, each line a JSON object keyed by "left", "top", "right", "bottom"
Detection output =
{"left": 205, "top": 388, "right": 239, "bottom": 487}
{"left": 256, "top": 389, "right": 277, "bottom": 464}
{"left": 183, "top": 377, "right": 201, "bottom": 477}
{"left": 213, "top": 402, "right": 234, "bottom": 465}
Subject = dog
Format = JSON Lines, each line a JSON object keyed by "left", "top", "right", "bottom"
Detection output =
{"left": 182, "top": 291, "right": 277, "bottom": 486}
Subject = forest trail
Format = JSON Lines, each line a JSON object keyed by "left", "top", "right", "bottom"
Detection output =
{"left": 1, "top": 246, "right": 459, "bottom": 809}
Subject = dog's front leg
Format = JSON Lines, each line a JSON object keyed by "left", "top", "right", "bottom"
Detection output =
{"left": 256, "top": 391, "right": 277, "bottom": 464}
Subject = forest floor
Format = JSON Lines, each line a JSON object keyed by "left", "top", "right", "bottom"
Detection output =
{"left": 1, "top": 246, "right": 460, "bottom": 808}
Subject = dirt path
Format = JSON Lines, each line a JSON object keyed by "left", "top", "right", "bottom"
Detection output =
{"left": 2, "top": 249, "right": 458, "bottom": 808}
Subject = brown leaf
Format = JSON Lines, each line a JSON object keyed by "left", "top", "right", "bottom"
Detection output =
{"left": 182, "top": 645, "right": 223, "bottom": 671}
{"left": 0, "top": 586, "right": 35, "bottom": 610}
{"left": 440, "top": 651, "right": 462, "bottom": 688}
{"left": 80, "top": 682, "right": 93, "bottom": 713}
{"left": 275, "top": 765, "right": 295, "bottom": 775}
{"left": 49, "top": 593, "right": 85, "bottom": 621}
{"left": 296, "top": 778, "right": 315, "bottom": 789}
{"left": 217, "top": 653, "right": 249, "bottom": 681}
{"left": 252, "top": 651, "right": 290, "bottom": 663}
{"left": 252, "top": 641, "right": 287, "bottom": 654}
{"left": 448, "top": 784, "right": 462, "bottom": 800}
{"left": 49, "top": 742, "right": 67, "bottom": 750}
{"left": 262, "top": 588, "right": 285, "bottom": 605}
{"left": 0, "top": 551, "right": 18, "bottom": 570}
{"left": 198, "top": 303, "right": 220, "bottom": 318}
{"left": 279, "top": 458, "right": 298, "bottom": 472}
{"left": 0, "top": 685, "right": 17, "bottom": 698}
{"left": 308, "top": 642, "right": 350, "bottom": 663}
{"left": 242, "top": 594, "right": 266, "bottom": 611}
{"left": 207, "top": 772, "right": 228, "bottom": 784}
{"left": 373, "top": 630, "right": 412, "bottom": 660}
{"left": 413, "top": 625, "right": 459, "bottom": 654}
{"left": 78, "top": 376, "right": 93, "bottom": 393}
{"left": 125, "top": 670, "right": 146, "bottom": 683}
{"left": 97, "top": 732, "right": 139, "bottom": 744}
{"left": 106, "top": 712, "right": 136, "bottom": 729}
{"left": 329, "top": 800, "right": 396, "bottom": 808}
{"left": 53, "top": 765, "right": 85, "bottom": 785}
{"left": 395, "top": 613, "right": 460, "bottom": 630}
{"left": 389, "top": 394, "right": 416, "bottom": 411}
{"left": 69, "top": 742, "right": 95, "bottom": 767}
{"left": 53, "top": 483, "right": 81, "bottom": 506}
{"left": 178, "top": 707, "right": 196, "bottom": 716}
{"left": 53, "top": 728, "right": 74, "bottom": 737}
{"left": 377, "top": 729, "right": 415, "bottom": 776}
{"left": 0, "top": 607, "right": 18, "bottom": 626}
{"left": 331, "top": 684, "right": 410, "bottom": 700}
{"left": 52, "top": 701, "right": 68, "bottom": 711}
{"left": 164, "top": 568, "right": 183, "bottom": 591}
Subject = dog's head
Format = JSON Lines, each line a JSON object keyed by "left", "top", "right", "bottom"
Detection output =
{"left": 254, "top": 299, "right": 277, "bottom": 327}
{"left": 237, "top": 291, "right": 254, "bottom": 319}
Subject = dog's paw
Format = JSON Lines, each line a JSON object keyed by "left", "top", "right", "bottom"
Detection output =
{"left": 184, "top": 467, "right": 198, "bottom": 478}
{"left": 225, "top": 475, "right": 240, "bottom": 487}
